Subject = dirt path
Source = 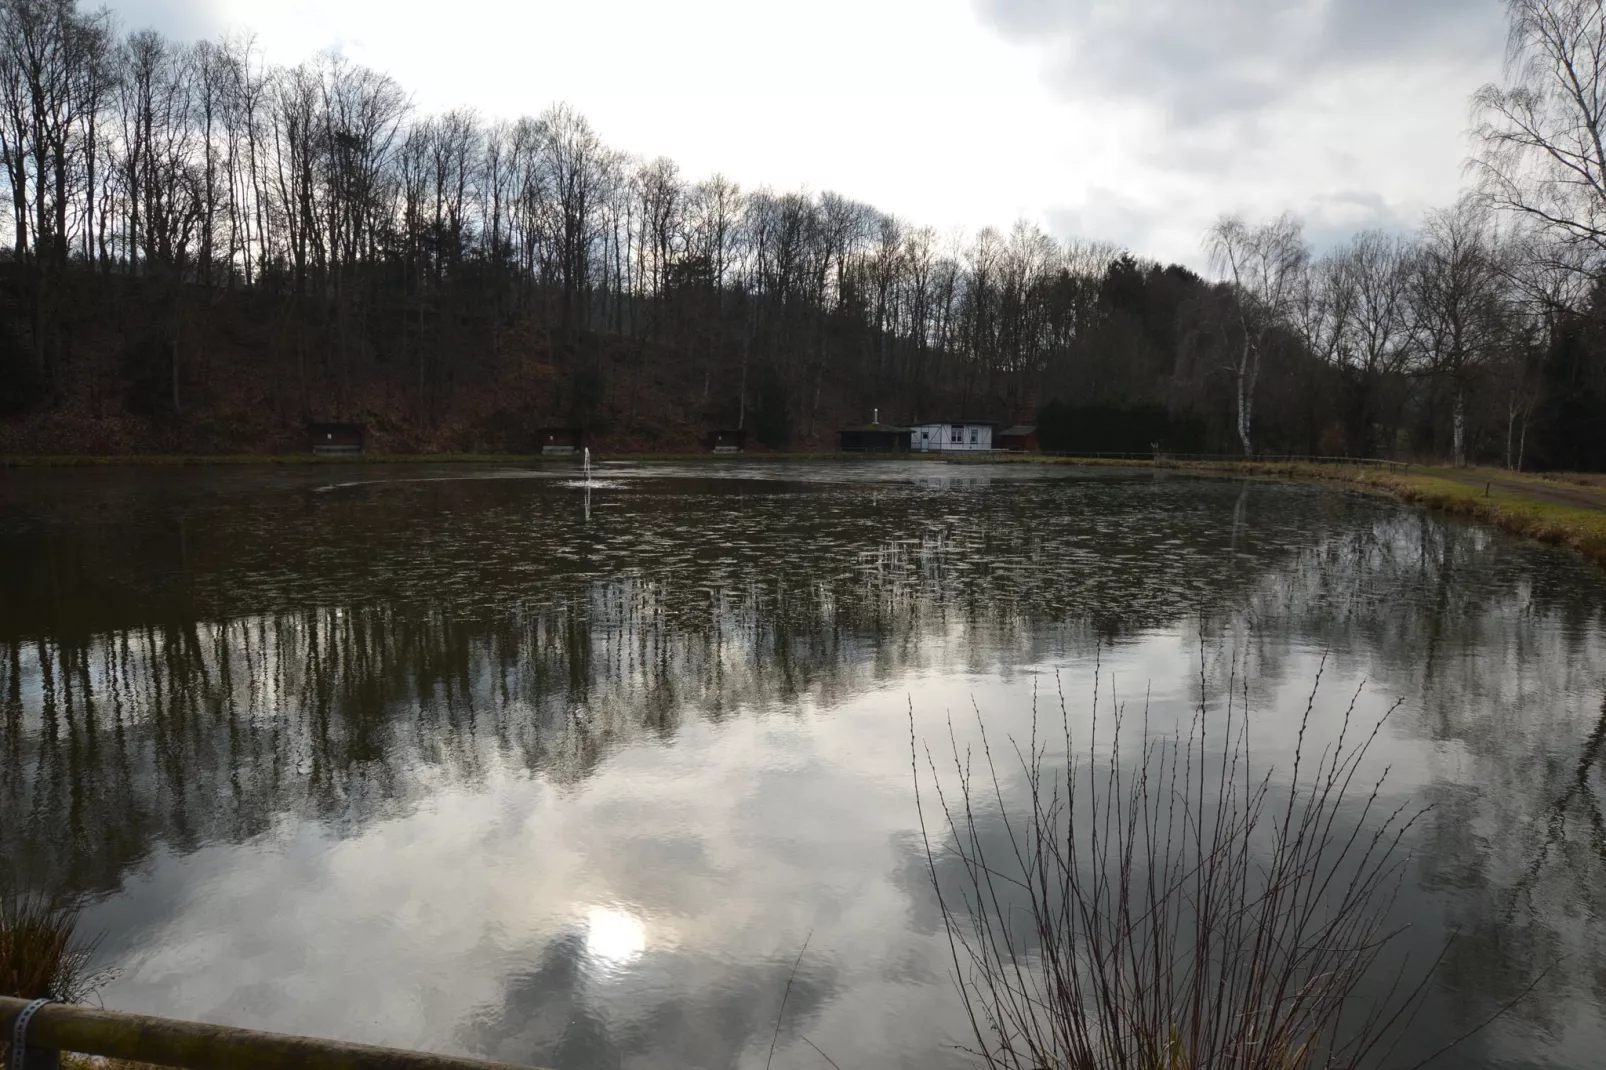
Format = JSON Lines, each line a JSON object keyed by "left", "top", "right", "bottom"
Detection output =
{"left": 1418, "top": 468, "right": 1606, "bottom": 513}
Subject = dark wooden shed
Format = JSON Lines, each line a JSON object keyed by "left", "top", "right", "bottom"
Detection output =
{"left": 839, "top": 426, "right": 911, "bottom": 452}
{"left": 537, "top": 427, "right": 586, "bottom": 455}
{"left": 997, "top": 425, "right": 1040, "bottom": 452}
{"left": 705, "top": 429, "right": 747, "bottom": 453}
{"left": 309, "top": 422, "right": 365, "bottom": 456}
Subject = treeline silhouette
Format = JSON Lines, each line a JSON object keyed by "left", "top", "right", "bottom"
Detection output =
{"left": 0, "top": 0, "right": 1601, "bottom": 464}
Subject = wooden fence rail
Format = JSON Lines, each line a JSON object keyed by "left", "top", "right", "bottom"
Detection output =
{"left": 0, "top": 997, "right": 548, "bottom": 1070}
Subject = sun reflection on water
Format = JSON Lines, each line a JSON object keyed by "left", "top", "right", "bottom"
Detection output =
{"left": 583, "top": 906, "right": 647, "bottom": 971}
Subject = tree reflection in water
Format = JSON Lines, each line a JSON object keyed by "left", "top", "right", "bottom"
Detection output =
{"left": 0, "top": 464, "right": 1603, "bottom": 1068}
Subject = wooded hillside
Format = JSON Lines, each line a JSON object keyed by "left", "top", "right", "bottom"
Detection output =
{"left": 0, "top": 0, "right": 1602, "bottom": 464}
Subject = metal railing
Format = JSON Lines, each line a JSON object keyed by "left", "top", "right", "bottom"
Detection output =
{"left": 0, "top": 996, "right": 546, "bottom": 1070}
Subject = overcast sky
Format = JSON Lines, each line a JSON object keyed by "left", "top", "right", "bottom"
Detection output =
{"left": 100, "top": 0, "right": 1510, "bottom": 271}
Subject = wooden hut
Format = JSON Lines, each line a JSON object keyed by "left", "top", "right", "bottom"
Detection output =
{"left": 309, "top": 422, "right": 365, "bottom": 456}
{"left": 537, "top": 428, "right": 586, "bottom": 455}
{"left": 996, "top": 425, "right": 1040, "bottom": 452}
{"left": 705, "top": 429, "right": 747, "bottom": 453}
{"left": 838, "top": 425, "right": 911, "bottom": 452}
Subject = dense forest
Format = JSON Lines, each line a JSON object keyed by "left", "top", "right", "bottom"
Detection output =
{"left": 0, "top": 0, "right": 1601, "bottom": 464}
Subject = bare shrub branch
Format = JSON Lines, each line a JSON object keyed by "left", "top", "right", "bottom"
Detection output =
{"left": 913, "top": 665, "right": 1455, "bottom": 1070}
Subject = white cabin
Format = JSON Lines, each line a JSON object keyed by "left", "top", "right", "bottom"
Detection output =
{"left": 909, "top": 422, "right": 995, "bottom": 452}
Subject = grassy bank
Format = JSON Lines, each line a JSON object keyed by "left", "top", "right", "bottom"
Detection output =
{"left": 954, "top": 452, "right": 1606, "bottom": 567}
{"left": 1344, "top": 468, "right": 1606, "bottom": 567}
{"left": 1153, "top": 459, "right": 1606, "bottom": 569}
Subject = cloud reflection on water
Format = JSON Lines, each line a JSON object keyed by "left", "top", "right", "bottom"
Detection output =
{"left": 1, "top": 464, "right": 1605, "bottom": 1068}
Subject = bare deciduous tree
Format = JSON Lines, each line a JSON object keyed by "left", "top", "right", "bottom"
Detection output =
{"left": 1473, "top": 0, "right": 1606, "bottom": 273}
{"left": 1406, "top": 200, "right": 1510, "bottom": 467}
{"left": 1327, "top": 231, "right": 1416, "bottom": 456}
{"left": 1204, "top": 212, "right": 1308, "bottom": 456}
{"left": 0, "top": 0, "right": 1595, "bottom": 467}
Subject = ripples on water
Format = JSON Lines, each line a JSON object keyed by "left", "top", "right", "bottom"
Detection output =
{"left": 2, "top": 461, "right": 1605, "bottom": 1069}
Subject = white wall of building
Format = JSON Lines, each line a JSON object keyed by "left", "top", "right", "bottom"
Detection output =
{"left": 909, "top": 423, "right": 994, "bottom": 452}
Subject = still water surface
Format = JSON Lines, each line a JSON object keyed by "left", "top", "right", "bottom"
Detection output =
{"left": 3, "top": 461, "right": 1606, "bottom": 1069}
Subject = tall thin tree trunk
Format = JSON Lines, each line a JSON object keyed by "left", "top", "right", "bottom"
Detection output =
{"left": 1236, "top": 339, "right": 1256, "bottom": 458}
{"left": 1504, "top": 399, "right": 1515, "bottom": 470}
{"left": 1452, "top": 389, "right": 1465, "bottom": 467}
{"left": 1517, "top": 402, "right": 1532, "bottom": 472}
{"left": 297, "top": 310, "right": 307, "bottom": 420}
{"left": 737, "top": 329, "right": 749, "bottom": 431}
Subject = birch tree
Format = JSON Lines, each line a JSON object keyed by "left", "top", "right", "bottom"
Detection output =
{"left": 1473, "top": 0, "right": 1606, "bottom": 271}
{"left": 1204, "top": 212, "right": 1308, "bottom": 456}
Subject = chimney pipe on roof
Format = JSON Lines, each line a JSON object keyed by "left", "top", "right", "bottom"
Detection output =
{"left": 874, "top": 408, "right": 879, "bottom": 425}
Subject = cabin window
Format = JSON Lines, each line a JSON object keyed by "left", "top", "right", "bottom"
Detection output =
{"left": 969, "top": 428, "right": 978, "bottom": 444}
{"left": 950, "top": 425, "right": 962, "bottom": 443}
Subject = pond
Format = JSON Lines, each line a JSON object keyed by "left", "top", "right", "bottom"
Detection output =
{"left": 2, "top": 460, "right": 1604, "bottom": 1069}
